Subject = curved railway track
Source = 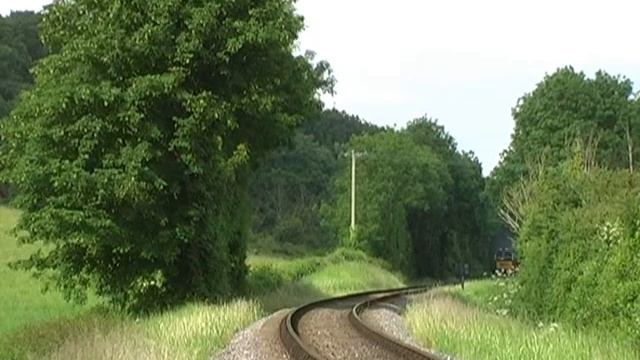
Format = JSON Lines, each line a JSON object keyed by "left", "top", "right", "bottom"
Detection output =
{"left": 279, "top": 285, "right": 447, "bottom": 360}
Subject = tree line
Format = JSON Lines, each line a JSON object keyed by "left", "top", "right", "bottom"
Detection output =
{"left": 248, "top": 109, "right": 381, "bottom": 254}
{"left": 0, "top": 11, "right": 44, "bottom": 118}
{"left": 0, "top": 1, "right": 495, "bottom": 313}
{"left": 250, "top": 112, "right": 493, "bottom": 278}
{"left": 0, "top": 11, "right": 45, "bottom": 198}
{"left": 489, "top": 67, "right": 640, "bottom": 342}
{"left": 322, "top": 118, "right": 491, "bottom": 277}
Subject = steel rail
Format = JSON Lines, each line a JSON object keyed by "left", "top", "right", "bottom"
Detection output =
{"left": 350, "top": 288, "right": 448, "bottom": 360}
{"left": 279, "top": 284, "right": 443, "bottom": 360}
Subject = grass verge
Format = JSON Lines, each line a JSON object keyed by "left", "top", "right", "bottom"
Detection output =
{"left": 1, "top": 205, "right": 403, "bottom": 359}
{"left": 0, "top": 207, "right": 96, "bottom": 337}
{"left": 405, "top": 281, "right": 639, "bottom": 360}
{"left": 4, "top": 258, "right": 402, "bottom": 359}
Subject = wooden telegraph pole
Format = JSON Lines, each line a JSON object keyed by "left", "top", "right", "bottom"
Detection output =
{"left": 350, "top": 149, "right": 356, "bottom": 233}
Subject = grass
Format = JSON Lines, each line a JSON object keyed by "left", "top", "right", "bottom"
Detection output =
{"left": 5, "top": 260, "right": 402, "bottom": 359}
{"left": 405, "top": 280, "right": 639, "bottom": 360}
{"left": 259, "top": 261, "right": 403, "bottom": 312}
{"left": 0, "top": 207, "right": 96, "bottom": 337}
{"left": 300, "top": 261, "right": 403, "bottom": 294}
{"left": 0, "top": 206, "right": 404, "bottom": 360}
{"left": 142, "top": 300, "right": 262, "bottom": 360}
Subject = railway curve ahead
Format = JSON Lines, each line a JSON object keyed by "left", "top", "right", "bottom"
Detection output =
{"left": 279, "top": 285, "right": 448, "bottom": 360}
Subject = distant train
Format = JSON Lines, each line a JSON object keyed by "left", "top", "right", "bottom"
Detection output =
{"left": 494, "top": 247, "right": 519, "bottom": 275}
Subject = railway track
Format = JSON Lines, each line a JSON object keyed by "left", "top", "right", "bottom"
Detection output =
{"left": 279, "top": 285, "right": 447, "bottom": 360}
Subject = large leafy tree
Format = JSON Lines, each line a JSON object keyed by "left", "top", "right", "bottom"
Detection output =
{"left": 488, "top": 67, "right": 638, "bottom": 204}
{"left": 407, "top": 118, "right": 492, "bottom": 276}
{"left": 324, "top": 130, "right": 449, "bottom": 272}
{"left": 323, "top": 118, "right": 492, "bottom": 277}
{"left": 0, "top": 0, "right": 331, "bottom": 311}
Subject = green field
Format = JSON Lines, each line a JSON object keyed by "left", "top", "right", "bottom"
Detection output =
{"left": 0, "top": 206, "right": 404, "bottom": 359}
{"left": 405, "top": 280, "right": 639, "bottom": 360}
{"left": 0, "top": 207, "right": 97, "bottom": 337}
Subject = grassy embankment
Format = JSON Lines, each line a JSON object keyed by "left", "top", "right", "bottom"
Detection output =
{"left": 0, "top": 206, "right": 99, "bottom": 336}
{"left": 0, "top": 206, "right": 403, "bottom": 359}
{"left": 405, "top": 279, "right": 639, "bottom": 360}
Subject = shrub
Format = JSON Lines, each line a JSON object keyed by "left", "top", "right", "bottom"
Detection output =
{"left": 514, "top": 156, "right": 640, "bottom": 342}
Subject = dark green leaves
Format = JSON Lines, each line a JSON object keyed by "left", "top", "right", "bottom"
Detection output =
{"left": 489, "top": 67, "right": 638, "bottom": 204}
{"left": 0, "top": 11, "right": 44, "bottom": 120}
{"left": 1, "top": 0, "right": 330, "bottom": 311}
{"left": 323, "top": 118, "right": 491, "bottom": 277}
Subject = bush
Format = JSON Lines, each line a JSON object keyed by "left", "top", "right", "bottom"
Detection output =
{"left": 246, "top": 256, "right": 325, "bottom": 295}
{"left": 245, "top": 248, "right": 392, "bottom": 295}
{"left": 514, "top": 157, "right": 640, "bottom": 342}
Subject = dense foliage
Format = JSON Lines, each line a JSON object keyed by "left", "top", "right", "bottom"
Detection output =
{"left": 0, "top": 11, "right": 45, "bottom": 198}
{"left": 489, "top": 67, "right": 640, "bottom": 342}
{"left": 488, "top": 67, "right": 639, "bottom": 204}
{"left": 250, "top": 133, "right": 336, "bottom": 251}
{"left": 514, "top": 157, "right": 640, "bottom": 341}
{"left": 0, "top": 0, "right": 331, "bottom": 311}
{"left": 407, "top": 119, "right": 492, "bottom": 276}
{"left": 0, "top": 11, "right": 45, "bottom": 119}
{"left": 324, "top": 118, "right": 492, "bottom": 277}
{"left": 249, "top": 109, "right": 381, "bottom": 253}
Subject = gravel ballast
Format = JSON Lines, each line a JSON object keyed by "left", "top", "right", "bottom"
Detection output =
{"left": 214, "top": 293, "right": 454, "bottom": 359}
{"left": 297, "top": 299, "right": 401, "bottom": 360}
{"left": 213, "top": 310, "right": 290, "bottom": 360}
{"left": 359, "top": 304, "right": 422, "bottom": 348}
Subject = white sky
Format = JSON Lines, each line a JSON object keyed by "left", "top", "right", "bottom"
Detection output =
{"left": 3, "top": 0, "right": 640, "bottom": 174}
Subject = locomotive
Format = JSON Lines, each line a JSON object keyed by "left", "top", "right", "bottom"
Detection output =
{"left": 494, "top": 247, "right": 519, "bottom": 275}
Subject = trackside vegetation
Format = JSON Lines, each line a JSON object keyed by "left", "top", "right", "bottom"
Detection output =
{"left": 1, "top": 212, "right": 403, "bottom": 359}
{"left": 0, "top": 0, "right": 333, "bottom": 312}
{"left": 2, "top": 1, "right": 639, "bottom": 358}
{"left": 405, "top": 282, "right": 639, "bottom": 360}
{"left": 508, "top": 157, "right": 640, "bottom": 340}
{"left": 488, "top": 68, "right": 640, "bottom": 344}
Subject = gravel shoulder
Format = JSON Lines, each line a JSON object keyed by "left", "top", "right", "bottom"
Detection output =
{"left": 213, "top": 310, "right": 290, "bottom": 360}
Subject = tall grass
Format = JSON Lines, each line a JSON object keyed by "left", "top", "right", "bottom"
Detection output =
{"left": 0, "top": 207, "right": 95, "bottom": 337}
{"left": 143, "top": 300, "right": 261, "bottom": 360}
{"left": 259, "top": 261, "right": 403, "bottom": 312}
{"left": 300, "top": 261, "right": 403, "bottom": 294}
{"left": 4, "top": 259, "right": 402, "bottom": 359}
{"left": 1, "top": 205, "right": 404, "bottom": 360}
{"left": 405, "top": 283, "right": 639, "bottom": 360}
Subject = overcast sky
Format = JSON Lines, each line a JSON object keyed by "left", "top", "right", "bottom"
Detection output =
{"left": 2, "top": 1, "right": 640, "bottom": 174}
